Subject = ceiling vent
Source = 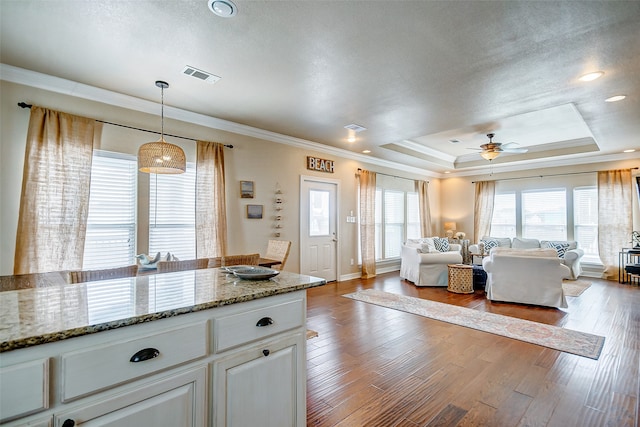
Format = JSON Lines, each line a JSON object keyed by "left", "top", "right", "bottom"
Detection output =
{"left": 344, "top": 123, "right": 367, "bottom": 133}
{"left": 182, "top": 66, "right": 221, "bottom": 84}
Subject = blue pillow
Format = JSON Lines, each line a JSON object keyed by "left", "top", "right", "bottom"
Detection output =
{"left": 481, "top": 238, "right": 499, "bottom": 252}
{"left": 543, "top": 241, "right": 571, "bottom": 258}
{"left": 433, "top": 237, "right": 450, "bottom": 252}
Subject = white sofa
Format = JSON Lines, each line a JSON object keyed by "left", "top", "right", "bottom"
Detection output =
{"left": 469, "top": 236, "right": 584, "bottom": 280}
{"left": 483, "top": 248, "right": 571, "bottom": 308}
{"left": 400, "top": 238, "right": 462, "bottom": 286}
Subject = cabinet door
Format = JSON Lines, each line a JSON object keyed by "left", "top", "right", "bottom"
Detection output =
{"left": 54, "top": 366, "right": 206, "bottom": 427}
{"left": 213, "top": 334, "right": 304, "bottom": 427}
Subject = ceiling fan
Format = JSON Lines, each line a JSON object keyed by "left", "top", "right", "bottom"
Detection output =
{"left": 472, "top": 133, "right": 528, "bottom": 161}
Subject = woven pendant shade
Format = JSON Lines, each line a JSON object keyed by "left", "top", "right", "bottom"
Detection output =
{"left": 138, "top": 137, "right": 186, "bottom": 174}
{"left": 138, "top": 80, "right": 186, "bottom": 174}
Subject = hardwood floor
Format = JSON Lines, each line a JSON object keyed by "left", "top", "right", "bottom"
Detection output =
{"left": 305, "top": 273, "right": 639, "bottom": 427}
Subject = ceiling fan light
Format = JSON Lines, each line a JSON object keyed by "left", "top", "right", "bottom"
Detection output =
{"left": 480, "top": 150, "right": 500, "bottom": 161}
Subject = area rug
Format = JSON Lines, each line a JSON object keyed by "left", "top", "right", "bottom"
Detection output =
{"left": 562, "top": 279, "right": 591, "bottom": 297}
{"left": 306, "top": 329, "right": 318, "bottom": 340}
{"left": 343, "top": 289, "right": 605, "bottom": 360}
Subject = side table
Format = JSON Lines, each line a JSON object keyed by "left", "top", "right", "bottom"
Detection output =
{"left": 447, "top": 264, "right": 474, "bottom": 294}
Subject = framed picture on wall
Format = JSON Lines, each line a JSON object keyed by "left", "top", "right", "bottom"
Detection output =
{"left": 247, "top": 204, "right": 263, "bottom": 219}
{"left": 240, "top": 181, "right": 254, "bottom": 198}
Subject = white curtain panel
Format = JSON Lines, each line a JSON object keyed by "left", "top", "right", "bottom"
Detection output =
{"left": 598, "top": 169, "right": 632, "bottom": 280}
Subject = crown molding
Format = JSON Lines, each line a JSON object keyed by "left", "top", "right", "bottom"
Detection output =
{"left": 0, "top": 64, "right": 438, "bottom": 178}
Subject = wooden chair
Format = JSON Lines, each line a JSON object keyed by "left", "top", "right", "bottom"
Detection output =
{"left": 68, "top": 264, "right": 139, "bottom": 284}
{"left": 220, "top": 253, "right": 260, "bottom": 267}
{"left": 157, "top": 258, "right": 209, "bottom": 273}
{"left": 265, "top": 240, "right": 291, "bottom": 271}
{"left": 1, "top": 271, "right": 69, "bottom": 291}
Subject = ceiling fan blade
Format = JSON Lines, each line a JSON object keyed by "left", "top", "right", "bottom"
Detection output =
{"left": 499, "top": 142, "right": 528, "bottom": 153}
{"left": 503, "top": 147, "right": 528, "bottom": 153}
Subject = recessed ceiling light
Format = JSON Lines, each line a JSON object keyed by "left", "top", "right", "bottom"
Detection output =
{"left": 605, "top": 95, "right": 626, "bottom": 102}
{"left": 623, "top": 149, "right": 636, "bottom": 153}
{"left": 578, "top": 71, "right": 604, "bottom": 82}
{"left": 362, "top": 150, "right": 371, "bottom": 154}
{"left": 208, "top": 0, "right": 237, "bottom": 18}
{"left": 444, "top": 171, "right": 451, "bottom": 174}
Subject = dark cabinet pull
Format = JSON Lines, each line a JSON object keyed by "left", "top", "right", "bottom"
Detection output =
{"left": 129, "top": 347, "right": 160, "bottom": 363}
{"left": 263, "top": 349, "right": 270, "bottom": 357}
{"left": 256, "top": 317, "right": 274, "bottom": 327}
{"left": 62, "top": 419, "right": 75, "bottom": 427}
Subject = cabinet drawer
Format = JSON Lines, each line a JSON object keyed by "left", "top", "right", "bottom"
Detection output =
{"left": 61, "top": 322, "right": 207, "bottom": 401}
{"left": 214, "top": 298, "right": 304, "bottom": 353}
{"left": 0, "top": 358, "right": 49, "bottom": 422}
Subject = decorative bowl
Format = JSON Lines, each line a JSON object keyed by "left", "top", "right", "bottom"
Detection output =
{"left": 232, "top": 267, "right": 280, "bottom": 280}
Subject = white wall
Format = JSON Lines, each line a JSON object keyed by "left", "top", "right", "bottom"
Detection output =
{"left": 0, "top": 80, "right": 437, "bottom": 276}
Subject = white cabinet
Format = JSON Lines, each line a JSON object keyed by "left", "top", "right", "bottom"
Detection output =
{"left": 0, "top": 290, "right": 308, "bottom": 427}
{"left": 53, "top": 366, "right": 206, "bottom": 427}
{"left": 213, "top": 334, "right": 304, "bottom": 427}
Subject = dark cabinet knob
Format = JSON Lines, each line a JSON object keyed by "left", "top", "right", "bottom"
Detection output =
{"left": 256, "top": 317, "right": 274, "bottom": 327}
{"left": 62, "top": 419, "right": 76, "bottom": 427}
{"left": 130, "top": 347, "right": 160, "bottom": 363}
{"left": 263, "top": 349, "right": 270, "bottom": 357}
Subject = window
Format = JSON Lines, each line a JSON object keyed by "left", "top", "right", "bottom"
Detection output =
{"left": 83, "top": 152, "right": 137, "bottom": 269}
{"left": 374, "top": 188, "right": 419, "bottom": 260}
{"left": 149, "top": 164, "right": 196, "bottom": 261}
{"left": 490, "top": 182, "right": 599, "bottom": 262}
{"left": 522, "top": 189, "right": 566, "bottom": 240}
{"left": 574, "top": 187, "right": 598, "bottom": 260}
{"left": 490, "top": 192, "right": 516, "bottom": 237}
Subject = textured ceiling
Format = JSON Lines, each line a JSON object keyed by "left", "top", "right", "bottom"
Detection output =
{"left": 1, "top": 0, "right": 639, "bottom": 174}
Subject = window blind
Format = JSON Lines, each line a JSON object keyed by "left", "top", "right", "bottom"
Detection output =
{"left": 83, "top": 152, "right": 137, "bottom": 269}
{"left": 149, "top": 164, "right": 197, "bottom": 260}
{"left": 574, "top": 187, "right": 598, "bottom": 258}
{"left": 491, "top": 192, "right": 516, "bottom": 237}
{"left": 522, "top": 189, "right": 567, "bottom": 240}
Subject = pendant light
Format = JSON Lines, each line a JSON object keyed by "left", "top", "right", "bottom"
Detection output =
{"left": 138, "top": 81, "right": 186, "bottom": 174}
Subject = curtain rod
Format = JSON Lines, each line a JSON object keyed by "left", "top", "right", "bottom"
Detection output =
{"left": 471, "top": 167, "right": 638, "bottom": 183}
{"left": 17, "top": 102, "right": 234, "bottom": 148}
{"left": 357, "top": 168, "right": 428, "bottom": 183}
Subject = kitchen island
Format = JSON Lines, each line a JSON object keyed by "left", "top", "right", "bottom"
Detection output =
{"left": 0, "top": 268, "right": 325, "bottom": 426}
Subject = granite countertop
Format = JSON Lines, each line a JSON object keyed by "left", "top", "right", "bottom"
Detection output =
{"left": 0, "top": 268, "right": 326, "bottom": 353}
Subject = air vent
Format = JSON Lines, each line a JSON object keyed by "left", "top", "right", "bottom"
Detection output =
{"left": 344, "top": 123, "right": 367, "bottom": 133}
{"left": 182, "top": 66, "right": 221, "bottom": 84}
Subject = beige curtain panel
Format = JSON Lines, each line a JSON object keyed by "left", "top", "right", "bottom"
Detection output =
{"left": 14, "top": 106, "right": 101, "bottom": 275}
{"left": 415, "top": 180, "right": 433, "bottom": 237}
{"left": 358, "top": 169, "right": 377, "bottom": 279}
{"left": 474, "top": 180, "right": 496, "bottom": 242}
{"left": 598, "top": 169, "right": 632, "bottom": 280}
{"left": 196, "top": 141, "right": 228, "bottom": 258}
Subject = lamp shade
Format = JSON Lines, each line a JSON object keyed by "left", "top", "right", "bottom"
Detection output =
{"left": 138, "top": 137, "right": 186, "bottom": 174}
{"left": 480, "top": 150, "right": 500, "bottom": 161}
{"left": 444, "top": 222, "right": 457, "bottom": 231}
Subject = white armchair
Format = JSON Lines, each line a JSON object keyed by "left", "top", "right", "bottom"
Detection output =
{"left": 483, "top": 248, "right": 571, "bottom": 308}
{"left": 400, "top": 238, "right": 462, "bottom": 286}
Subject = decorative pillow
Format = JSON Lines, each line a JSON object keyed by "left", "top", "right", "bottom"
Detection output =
{"left": 512, "top": 237, "right": 540, "bottom": 249}
{"left": 480, "top": 238, "right": 499, "bottom": 252}
{"left": 433, "top": 237, "right": 450, "bottom": 252}
{"left": 420, "top": 238, "right": 436, "bottom": 253}
{"left": 481, "top": 236, "right": 512, "bottom": 248}
{"left": 542, "top": 241, "right": 571, "bottom": 258}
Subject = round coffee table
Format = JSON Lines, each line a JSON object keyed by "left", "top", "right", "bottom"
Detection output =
{"left": 447, "top": 264, "right": 474, "bottom": 294}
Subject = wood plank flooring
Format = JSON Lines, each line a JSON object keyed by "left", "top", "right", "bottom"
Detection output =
{"left": 305, "top": 273, "right": 639, "bottom": 426}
